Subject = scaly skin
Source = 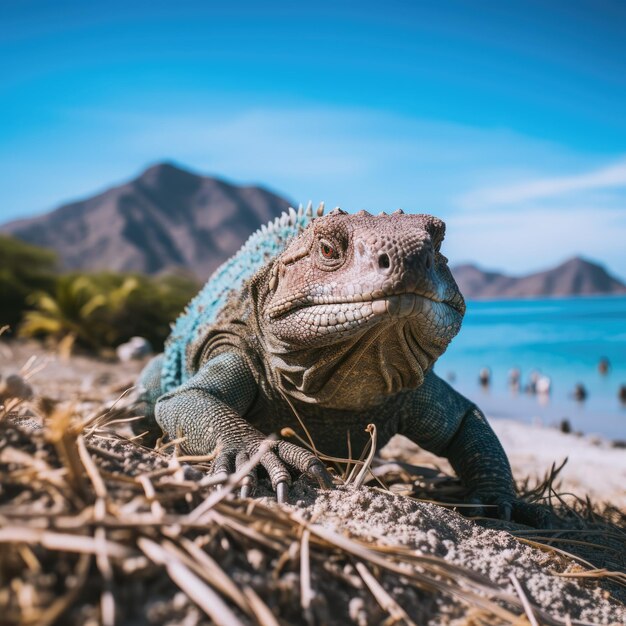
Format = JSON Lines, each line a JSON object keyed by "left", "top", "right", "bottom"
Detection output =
{"left": 138, "top": 204, "right": 540, "bottom": 522}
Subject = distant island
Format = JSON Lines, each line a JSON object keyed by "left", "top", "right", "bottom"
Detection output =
{"left": 452, "top": 258, "right": 626, "bottom": 299}
{"left": 2, "top": 161, "right": 625, "bottom": 298}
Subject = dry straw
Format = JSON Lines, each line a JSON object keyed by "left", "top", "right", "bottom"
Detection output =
{"left": 0, "top": 366, "right": 623, "bottom": 625}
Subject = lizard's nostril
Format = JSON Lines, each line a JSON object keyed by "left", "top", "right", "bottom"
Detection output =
{"left": 378, "top": 253, "right": 390, "bottom": 270}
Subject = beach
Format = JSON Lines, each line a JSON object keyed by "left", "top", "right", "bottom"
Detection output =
{"left": 2, "top": 338, "right": 623, "bottom": 507}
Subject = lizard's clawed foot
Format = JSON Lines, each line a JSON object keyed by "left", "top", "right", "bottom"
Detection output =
{"left": 464, "top": 492, "right": 556, "bottom": 527}
{"left": 212, "top": 438, "right": 334, "bottom": 502}
{"left": 509, "top": 500, "right": 557, "bottom": 528}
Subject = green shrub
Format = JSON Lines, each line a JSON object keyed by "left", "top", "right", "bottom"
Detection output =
{"left": 0, "top": 236, "right": 57, "bottom": 331}
{"left": 0, "top": 235, "right": 199, "bottom": 352}
{"left": 114, "top": 273, "right": 200, "bottom": 349}
{"left": 19, "top": 271, "right": 199, "bottom": 352}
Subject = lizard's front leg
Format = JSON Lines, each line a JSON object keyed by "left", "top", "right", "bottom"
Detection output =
{"left": 155, "top": 352, "right": 331, "bottom": 501}
{"left": 401, "top": 370, "right": 548, "bottom": 524}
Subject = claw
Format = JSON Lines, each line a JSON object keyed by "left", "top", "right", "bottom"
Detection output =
{"left": 240, "top": 482, "right": 252, "bottom": 499}
{"left": 276, "top": 481, "right": 289, "bottom": 504}
{"left": 465, "top": 493, "right": 553, "bottom": 526}
{"left": 308, "top": 461, "right": 334, "bottom": 489}
{"left": 213, "top": 470, "right": 229, "bottom": 486}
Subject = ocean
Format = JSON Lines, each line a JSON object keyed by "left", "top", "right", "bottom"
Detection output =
{"left": 434, "top": 295, "right": 626, "bottom": 441}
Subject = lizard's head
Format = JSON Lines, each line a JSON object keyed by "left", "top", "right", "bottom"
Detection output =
{"left": 261, "top": 208, "right": 466, "bottom": 408}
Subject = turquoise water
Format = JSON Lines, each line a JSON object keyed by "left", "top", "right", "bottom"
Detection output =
{"left": 435, "top": 296, "right": 626, "bottom": 440}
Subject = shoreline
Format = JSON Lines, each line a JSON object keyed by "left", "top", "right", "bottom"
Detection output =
{"left": 492, "top": 417, "right": 626, "bottom": 508}
{"left": 436, "top": 377, "right": 626, "bottom": 441}
{"left": 2, "top": 339, "right": 625, "bottom": 509}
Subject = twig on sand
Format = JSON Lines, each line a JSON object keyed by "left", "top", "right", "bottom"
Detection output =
{"left": 300, "top": 528, "right": 314, "bottom": 623}
{"left": 139, "top": 537, "right": 247, "bottom": 626}
{"left": 348, "top": 424, "right": 378, "bottom": 488}
{"left": 355, "top": 560, "right": 417, "bottom": 626}
{"left": 509, "top": 573, "right": 539, "bottom": 626}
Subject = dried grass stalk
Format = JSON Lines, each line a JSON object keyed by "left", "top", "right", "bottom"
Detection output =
{"left": 0, "top": 370, "right": 622, "bottom": 626}
{"left": 138, "top": 537, "right": 247, "bottom": 626}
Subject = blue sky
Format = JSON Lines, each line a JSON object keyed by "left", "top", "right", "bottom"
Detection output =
{"left": 1, "top": 0, "right": 626, "bottom": 278}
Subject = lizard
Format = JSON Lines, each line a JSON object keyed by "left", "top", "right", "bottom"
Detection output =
{"left": 137, "top": 203, "right": 538, "bottom": 522}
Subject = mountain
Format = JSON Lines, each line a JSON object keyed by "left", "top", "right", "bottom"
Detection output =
{"left": 1, "top": 162, "right": 293, "bottom": 278}
{"left": 452, "top": 257, "right": 626, "bottom": 299}
{"left": 4, "top": 170, "right": 624, "bottom": 299}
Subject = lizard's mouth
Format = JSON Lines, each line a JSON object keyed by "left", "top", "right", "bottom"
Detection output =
{"left": 265, "top": 290, "right": 463, "bottom": 408}
{"left": 267, "top": 291, "right": 463, "bottom": 337}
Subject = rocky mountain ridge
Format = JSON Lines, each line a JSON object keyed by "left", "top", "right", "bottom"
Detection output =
{"left": 452, "top": 257, "right": 626, "bottom": 299}
{"left": 3, "top": 162, "right": 624, "bottom": 297}
{"left": 1, "top": 162, "right": 292, "bottom": 279}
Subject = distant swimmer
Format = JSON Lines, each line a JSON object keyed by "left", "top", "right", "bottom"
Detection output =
{"left": 478, "top": 367, "right": 491, "bottom": 388}
{"left": 598, "top": 357, "right": 610, "bottom": 375}
{"left": 525, "top": 370, "right": 540, "bottom": 394}
{"left": 536, "top": 375, "right": 551, "bottom": 396}
{"left": 572, "top": 383, "right": 587, "bottom": 402}
{"left": 508, "top": 368, "right": 521, "bottom": 392}
{"left": 619, "top": 385, "right": 626, "bottom": 406}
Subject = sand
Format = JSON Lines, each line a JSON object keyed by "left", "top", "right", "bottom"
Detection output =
{"left": 272, "top": 483, "right": 623, "bottom": 624}
{"left": 1, "top": 339, "right": 624, "bottom": 624}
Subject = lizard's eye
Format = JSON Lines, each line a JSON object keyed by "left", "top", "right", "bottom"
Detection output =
{"left": 319, "top": 240, "right": 337, "bottom": 259}
{"left": 314, "top": 232, "right": 346, "bottom": 270}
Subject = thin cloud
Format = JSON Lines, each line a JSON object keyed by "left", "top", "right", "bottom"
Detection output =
{"left": 2, "top": 103, "right": 625, "bottom": 279}
{"left": 82, "top": 105, "right": 591, "bottom": 213}
{"left": 445, "top": 204, "right": 626, "bottom": 278}
{"left": 459, "top": 158, "right": 626, "bottom": 208}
